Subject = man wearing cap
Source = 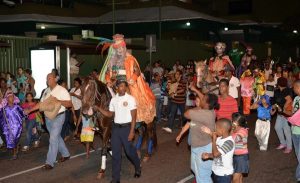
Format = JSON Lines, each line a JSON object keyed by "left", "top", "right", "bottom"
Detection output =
{"left": 25, "top": 73, "right": 72, "bottom": 169}
{"left": 95, "top": 79, "right": 141, "bottom": 183}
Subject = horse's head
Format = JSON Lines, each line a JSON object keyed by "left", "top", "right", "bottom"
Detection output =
{"left": 81, "top": 76, "right": 97, "bottom": 116}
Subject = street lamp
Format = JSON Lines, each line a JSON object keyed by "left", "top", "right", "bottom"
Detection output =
{"left": 186, "top": 22, "right": 191, "bottom": 27}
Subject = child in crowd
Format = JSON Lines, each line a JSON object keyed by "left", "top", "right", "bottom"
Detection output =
{"left": 240, "top": 70, "right": 254, "bottom": 116}
{"left": 18, "top": 83, "right": 26, "bottom": 103}
{"left": 80, "top": 116, "right": 95, "bottom": 159}
{"left": 21, "top": 92, "right": 40, "bottom": 151}
{"left": 0, "top": 92, "right": 25, "bottom": 159}
{"left": 6, "top": 73, "right": 18, "bottom": 94}
{"left": 250, "top": 95, "right": 274, "bottom": 151}
{"left": 265, "top": 74, "right": 276, "bottom": 104}
{"left": 232, "top": 112, "right": 249, "bottom": 183}
{"left": 202, "top": 118, "right": 235, "bottom": 183}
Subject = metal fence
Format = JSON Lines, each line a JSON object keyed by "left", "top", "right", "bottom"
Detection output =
{"left": 0, "top": 35, "right": 45, "bottom": 75}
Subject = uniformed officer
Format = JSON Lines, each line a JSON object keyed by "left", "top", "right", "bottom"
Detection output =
{"left": 95, "top": 79, "right": 141, "bottom": 183}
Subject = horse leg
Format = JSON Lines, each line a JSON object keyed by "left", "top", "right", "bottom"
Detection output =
{"left": 135, "top": 122, "right": 144, "bottom": 159}
{"left": 97, "top": 120, "right": 111, "bottom": 180}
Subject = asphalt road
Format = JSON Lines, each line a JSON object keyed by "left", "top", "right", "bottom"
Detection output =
{"left": 0, "top": 114, "right": 297, "bottom": 183}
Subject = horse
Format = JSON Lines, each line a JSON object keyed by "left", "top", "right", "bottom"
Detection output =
{"left": 194, "top": 60, "right": 219, "bottom": 94}
{"left": 81, "top": 76, "right": 113, "bottom": 179}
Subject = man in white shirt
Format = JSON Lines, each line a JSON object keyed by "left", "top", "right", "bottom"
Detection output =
{"left": 225, "top": 67, "right": 241, "bottom": 104}
{"left": 26, "top": 73, "right": 72, "bottom": 170}
{"left": 95, "top": 79, "right": 141, "bottom": 183}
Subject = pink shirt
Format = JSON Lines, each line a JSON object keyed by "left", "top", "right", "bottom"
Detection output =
{"left": 240, "top": 77, "right": 254, "bottom": 97}
{"left": 21, "top": 102, "right": 36, "bottom": 120}
{"left": 232, "top": 128, "right": 249, "bottom": 155}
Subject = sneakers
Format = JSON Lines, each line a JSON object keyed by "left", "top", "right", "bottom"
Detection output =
{"left": 162, "top": 127, "right": 172, "bottom": 133}
{"left": 21, "top": 146, "right": 29, "bottom": 152}
{"left": 284, "top": 148, "right": 292, "bottom": 154}
{"left": 276, "top": 144, "right": 286, "bottom": 150}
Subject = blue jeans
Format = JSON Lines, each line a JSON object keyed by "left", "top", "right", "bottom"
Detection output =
{"left": 24, "top": 119, "right": 39, "bottom": 146}
{"left": 213, "top": 173, "right": 232, "bottom": 183}
{"left": 191, "top": 143, "right": 213, "bottom": 183}
{"left": 275, "top": 115, "right": 292, "bottom": 149}
{"left": 45, "top": 113, "right": 70, "bottom": 167}
{"left": 155, "top": 98, "right": 162, "bottom": 122}
{"left": 292, "top": 134, "right": 300, "bottom": 181}
{"left": 167, "top": 101, "right": 185, "bottom": 129}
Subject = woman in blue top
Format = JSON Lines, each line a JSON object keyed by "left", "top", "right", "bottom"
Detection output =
{"left": 251, "top": 95, "right": 276, "bottom": 151}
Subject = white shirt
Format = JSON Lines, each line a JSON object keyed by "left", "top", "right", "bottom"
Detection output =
{"left": 109, "top": 93, "right": 137, "bottom": 124}
{"left": 265, "top": 81, "right": 276, "bottom": 97}
{"left": 41, "top": 85, "right": 71, "bottom": 113}
{"left": 212, "top": 136, "right": 235, "bottom": 176}
{"left": 229, "top": 76, "right": 240, "bottom": 99}
{"left": 70, "top": 87, "right": 82, "bottom": 111}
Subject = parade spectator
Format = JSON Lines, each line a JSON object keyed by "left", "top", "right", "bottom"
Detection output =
{"left": 163, "top": 70, "right": 187, "bottom": 133}
{"left": 173, "top": 60, "right": 184, "bottom": 71}
{"left": 291, "top": 80, "right": 300, "bottom": 181}
{"left": 150, "top": 73, "right": 162, "bottom": 123}
{"left": 24, "top": 69, "right": 36, "bottom": 97}
{"left": 240, "top": 70, "right": 255, "bottom": 116}
{"left": 231, "top": 113, "right": 249, "bottom": 183}
{"left": 0, "top": 92, "right": 25, "bottom": 160}
{"left": 70, "top": 78, "right": 82, "bottom": 136}
{"left": 265, "top": 74, "right": 276, "bottom": 104}
{"left": 202, "top": 118, "right": 235, "bottom": 183}
{"left": 264, "top": 61, "right": 273, "bottom": 81}
{"left": 274, "top": 65, "right": 282, "bottom": 84}
{"left": 251, "top": 95, "right": 273, "bottom": 151}
{"left": 6, "top": 72, "right": 17, "bottom": 94}
{"left": 26, "top": 73, "right": 72, "bottom": 169}
{"left": 16, "top": 67, "right": 27, "bottom": 89}
{"left": 176, "top": 93, "right": 219, "bottom": 183}
{"left": 224, "top": 66, "right": 241, "bottom": 104}
{"left": 21, "top": 92, "right": 40, "bottom": 152}
{"left": 18, "top": 83, "right": 26, "bottom": 103}
{"left": 80, "top": 115, "right": 95, "bottom": 159}
{"left": 273, "top": 77, "right": 293, "bottom": 153}
{"left": 152, "top": 61, "right": 164, "bottom": 77}
{"left": 216, "top": 79, "right": 238, "bottom": 120}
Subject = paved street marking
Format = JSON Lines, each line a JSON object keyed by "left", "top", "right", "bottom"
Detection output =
{"left": 0, "top": 148, "right": 101, "bottom": 181}
{"left": 177, "top": 174, "right": 194, "bottom": 183}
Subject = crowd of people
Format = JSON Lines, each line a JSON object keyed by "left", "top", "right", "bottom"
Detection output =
{"left": 0, "top": 38, "right": 300, "bottom": 183}
{"left": 147, "top": 43, "right": 300, "bottom": 183}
